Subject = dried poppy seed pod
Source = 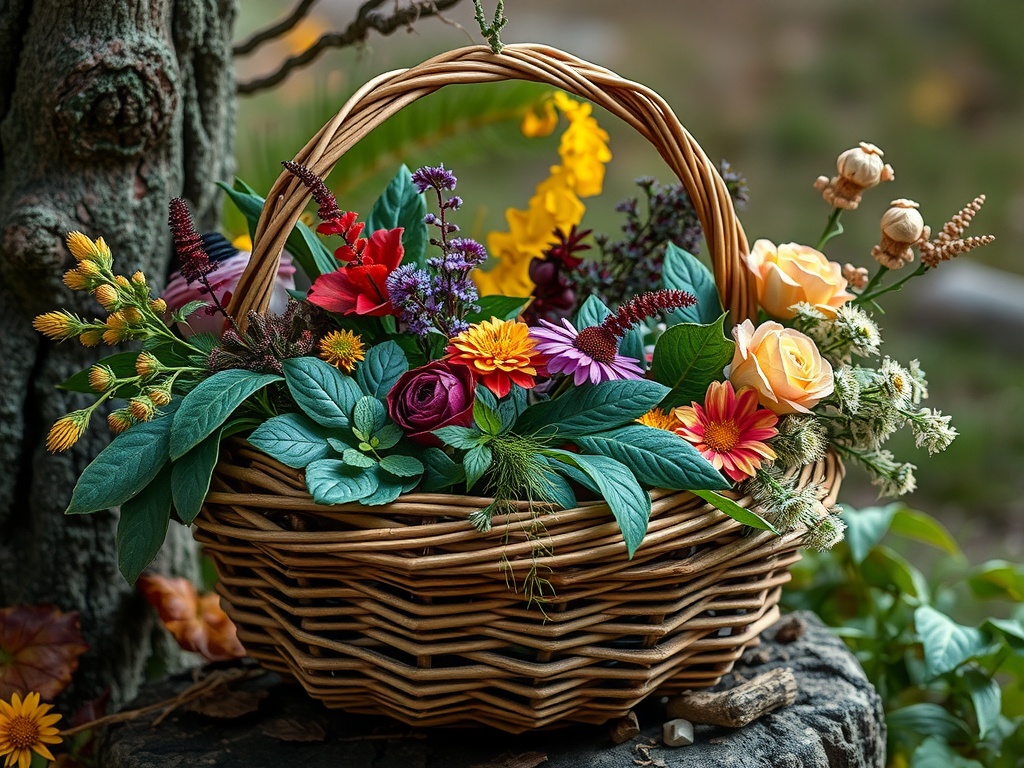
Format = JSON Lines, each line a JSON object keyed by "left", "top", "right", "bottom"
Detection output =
{"left": 814, "top": 142, "right": 895, "bottom": 210}
{"left": 871, "top": 199, "right": 929, "bottom": 269}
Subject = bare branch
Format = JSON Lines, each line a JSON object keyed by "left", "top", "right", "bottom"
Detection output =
{"left": 237, "top": 0, "right": 464, "bottom": 96}
{"left": 233, "top": 0, "right": 320, "bottom": 57}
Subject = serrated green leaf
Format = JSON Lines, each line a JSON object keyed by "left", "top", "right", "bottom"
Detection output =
{"left": 691, "top": 489, "right": 780, "bottom": 533}
{"left": 305, "top": 460, "right": 379, "bottom": 505}
{"left": 366, "top": 165, "right": 428, "bottom": 266}
{"left": 465, "top": 295, "right": 532, "bottom": 324}
{"left": 961, "top": 668, "right": 1001, "bottom": 739}
{"left": 649, "top": 315, "right": 734, "bottom": 410}
{"left": 353, "top": 396, "right": 386, "bottom": 436}
{"left": 574, "top": 424, "right": 728, "bottom": 491}
{"left": 421, "top": 447, "right": 465, "bottom": 491}
{"left": 282, "top": 357, "right": 361, "bottom": 429}
{"left": 464, "top": 444, "right": 492, "bottom": 489}
{"left": 170, "top": 370, "right": 281, "bottom": 459}
{"left": 662, "top": 243, "right": 723, "bottom": 325}
{"left": 496, "top": 385, "right": 528, "bottom": 431}
{"left": 356, "top": 341, "right": 408, "bottom": 398}
{"left": 915, "top": 606, "right": 989, "bottom": 679}
{"left": 433, "top": 426, "right": 484, "bottom": 450}
{"left": 379, "top": 454, "right": 424, "bottom": 478}
{"left": 373, "top": 422, "right": 403, "bottom": 450}
{"left": 842, "top": 503, "right": 899, "bottom": 565}
{"left": 473, "top": 400, "right": 502, "bottom": 436}
{"left": 171, "top": 300, "right": 210, "bottom": 323}
{"left": 66, "top": 402, "right": 179, "bottom": 515}
{"left": 341, "top": 448, "right": 375, "bottom": 468}
{"left": 117, "top": 465, "right": 172, "bottom": 584}
{"left": 549, "top": 452, "right": 651, "bottom": 558}
{"left": 247, "top": 413, "right": 334, "bottom": 469}
{"left": 515, "top": 379, "right": 669, "bottom": 438}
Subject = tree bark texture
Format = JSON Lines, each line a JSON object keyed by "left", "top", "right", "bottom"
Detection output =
{"left": 0, "top": 0, "right": 237, "bottom": 706}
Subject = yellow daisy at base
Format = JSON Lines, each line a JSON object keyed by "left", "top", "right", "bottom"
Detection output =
{"left": 636, "top": 407, "right": 681, "bottom": 432}
{"left": 473, "top": 93, "right": 611, "bottom": 298}
{"left": 0, "top": 692, "right": 62, "bottom": 768}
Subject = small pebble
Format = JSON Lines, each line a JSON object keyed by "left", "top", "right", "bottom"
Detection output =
{"left": 609, "top": 710, "right": 640, "bottom": 745}
{"left": 662, "top": 718, "right": 695, "bottom": 747}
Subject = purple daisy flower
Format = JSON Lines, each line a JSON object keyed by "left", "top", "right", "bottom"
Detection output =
{"left": 530, "top": 318, "right": 645, "bottom": 386}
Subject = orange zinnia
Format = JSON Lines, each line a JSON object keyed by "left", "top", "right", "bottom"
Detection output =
{"left": 447, "top": 317, "right": 544, "bottom": 398}
{"left": 674, "top": 381, "right": 779, "bottom": 483}
{"left": 0, "top": 691, "right": 62, "bottom": 768}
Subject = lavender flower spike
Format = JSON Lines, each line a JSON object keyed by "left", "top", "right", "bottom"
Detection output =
{"left": 411, "top": 164, "right": 457, "bottom": 193}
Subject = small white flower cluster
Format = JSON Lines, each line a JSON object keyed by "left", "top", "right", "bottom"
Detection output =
{"left": 741, "top": 466, "right": 846, "bottom": 550}
{"left": 792, "top": 303, "right": 881, "bottom": 366}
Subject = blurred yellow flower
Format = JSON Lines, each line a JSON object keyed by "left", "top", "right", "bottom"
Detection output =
{"left": 521, "top": 99, "right": 558, "bottom": 138}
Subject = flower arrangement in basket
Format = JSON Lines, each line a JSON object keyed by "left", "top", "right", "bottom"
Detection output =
{"left": 33, "top": 44, "right": 994, "bottom": 732}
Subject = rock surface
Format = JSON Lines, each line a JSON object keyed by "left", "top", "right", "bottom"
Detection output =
{"left": 99, "top": 611, "right": 885, "bottom": 768}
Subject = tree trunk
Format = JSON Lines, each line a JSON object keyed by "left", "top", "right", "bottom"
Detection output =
{"left": 0, "top": 0, "right": 237, "bottom": 706}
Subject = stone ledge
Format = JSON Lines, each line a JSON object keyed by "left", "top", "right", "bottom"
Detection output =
{"left": 100, "top": 611, "right": 885, "bottom": 768}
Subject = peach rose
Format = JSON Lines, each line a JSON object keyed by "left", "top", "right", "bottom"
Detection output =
{"left": 745, "top": 239, "right": 855, "bottom": 319}
{"left": 726, "top": 320, "right": 834, "bottom": 414}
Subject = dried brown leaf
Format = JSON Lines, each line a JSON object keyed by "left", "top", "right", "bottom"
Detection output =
{"left": 260, "top": 717, "right": 327, "bottom": 742}
{"left": 138, "top": 574, "right": 245, "bottom": 661}
{"left": 0, "top": 604, "right": 89, "bottom": 700}
{"left": 186, "top": 687, "right": 267, "bottom": 719}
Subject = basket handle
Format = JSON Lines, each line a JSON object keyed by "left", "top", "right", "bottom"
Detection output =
{"left": 227, "top": 43, "right": 755, "bottom": 327}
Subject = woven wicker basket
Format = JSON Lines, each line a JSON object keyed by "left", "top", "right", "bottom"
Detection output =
{"left": 194, "top": 44, "right": 844, "bottom": 733}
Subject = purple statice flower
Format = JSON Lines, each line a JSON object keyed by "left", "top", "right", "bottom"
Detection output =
{"left": 530, "top": 318, "right": 644, "bottom": 386}
{"left": 387, "top": 265, "right": 435, "bottom": 335}
{"left": 411, "top": 164, "right": 457, "bottom": 193}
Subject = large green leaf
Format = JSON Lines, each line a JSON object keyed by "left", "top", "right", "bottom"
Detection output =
{"left": 887, "top": 703, "right": 972, "bottom": 742}
{"left": 356, "top": 341, "right": 408, "bottom": 398}
{"left": 649, "top": 315, "right": 735, "bottom": 410}
{"left": 915, "top": 606, "right": 989, "bottom": 679}
{"left": 661, "top": 243, "right": 723, "bottom": 325}
{"left": 247, "top": 413, "right": 334, "bottom": 469}
{"left": 466, "top": 296, "right": 532, "bottom": 324}
{"left": 691, "top": 489, "right": 780, "bottom": 534}
{"left": 514, "top": 379, "right": 669, "bottom": 438}
{"left": 365, "top": 165, "right": 428, "bottom": 266}
{"left": 171, "top": 430, "right": 223, "bottom": 525}
{"left": 58, "top": 351, "right": 140, "bottom": 396}
{"left": 66, "top": 401, "right": 179, "bottom": 515}
{"left": 574, "top": 424, "right": 727, "bottom": 491}
{"left": 842, "top": 504, "right": 899, "bottom": 565}
{"left": 170, "top": 370, "right": 281, "bottom": 459}
{"left": 305, "top": 460, "right": 379, "bottom": 505}
{"left": 117, "top": 465, "right": 172, "bottom": 584}
{"left": 968, "top": 560, "right": 1024, "bottom": 602}
{"left": 908, "top": 736, "right": 984, "bottom": 768}
{"left": 961, "top": 668, "right": 1001, "bottom": 739}
{"left": 282, "top": 357, "right": 362, "bottom": 429}
{"left": 890, "top": 506, "right": 961, "bottom": 556}
{"left": 463, "top": 444, "right": 493, "bottom": 490}
{"left": 550, "top": 451, "right": 651, "bottom": 558}
{"left": 379, "top": 455, "right": 424, "bottom": 478}
{"left": 421, "top": 447, "right": 464, "bottom": 491}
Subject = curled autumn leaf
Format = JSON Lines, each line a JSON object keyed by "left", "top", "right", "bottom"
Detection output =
{"left": 0, "top": 604, "right": 89, "bottom": 700}
{"left": 137, "top": 574, "right": 245, "bottom": 662}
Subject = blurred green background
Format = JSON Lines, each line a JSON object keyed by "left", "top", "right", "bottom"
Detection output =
{"left": 231, "top": 0, "right": 1024, "bottom": 559}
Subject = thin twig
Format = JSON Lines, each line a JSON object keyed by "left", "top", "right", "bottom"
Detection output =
{"left": 237, "top": 0, "right": 464, "bottom": 96}
{"left": 473, "top": 0, "right": 506, "bottom": 54}
{"left": 233, "top": 0, "right": 320, "bottom": 57}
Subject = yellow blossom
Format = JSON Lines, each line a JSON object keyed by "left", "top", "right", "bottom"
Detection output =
{"left": 0, "top": 691, "right": 62, "bottom": 768}
{"left": 131, "top": 271, "right": 147, "bottom": 286}
{"left": 88, "top": 364, "right": 116, "bottom": 392}
{"left": 636, "top": 407, "right": 681, "bottom": 432}
{"left": 79, "top": 328, "right": 104, "bottom": 347}
{"left": 32, "top": 311, "right": 81, "bottom": 341}
{"left": 93, "top": 283, "right": 119, "bottom": 311}
{"left": 113, "top": 275, "right": 131, "bottom": 289}
{"left": 146, "top": 385, "right": 172, "bottom": 407}
{"left": 135, "top": 351, "right": 160, "bottom": 378}
{"left": 108, "top": 409, "right": 136, "bottom": 435}
{"left": 102, "top": 312, "right": 132, "bottom": 345}
{"left": 319, "top": 330, "right": 366, "bottom": 373}
{"left": 62, "top": 268, "right": 90, "bottom": 291}
{"left": 521, "top": 99, "right": 558, "bottom": 138}
{"left": 46, "top": 410, "right": 90, "bottom": 452}
{"left": 128, "top": 396, "right": 156, "bottom": 422}
{"left": 121, "top": 307, "right": 142, "bottom": 324}
{"left": 66, "top": 231, "right": 97, "bottom": 261}
{"left": 446, "top": 318, "right": 542, "bottom": 398}
{"left": 149, "top": 297, "right": 167, "bottom": 314}
{"left": 77, "top": 259, "right": 102, "bottom": 278}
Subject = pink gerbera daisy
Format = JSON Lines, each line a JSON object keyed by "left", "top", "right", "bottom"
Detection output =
{"left": 673, "top": 381, "right": 779, "bottom": 482}
{"left": 530, "top": 317, "right": 644, "bottom": 385}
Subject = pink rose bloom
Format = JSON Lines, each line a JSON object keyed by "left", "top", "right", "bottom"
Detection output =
{"left": 162, "top": 245, "right": 296, "bottom": 337}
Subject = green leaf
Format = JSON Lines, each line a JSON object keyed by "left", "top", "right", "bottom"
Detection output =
{"left": 515, "top": 379, "right": 669, "bottom": 438}
{"left": 890, "top": 506, "right": 961, "bottom": 556}
{"left": 170, "top": 370, "right": 281, "bottom": 459}
{"left": 342, "top": 449, "right": 376, "bottom": 468}
{"left": 66, "top": 402, "right": 179, "bottom": 515}
{"left": 887, "top": 704, "right": 973, "bottom": 743}
{"left": 58, "top": 351, "right": 141, "bottom": 397}
{"left": 574, "top": 424, "right": 728, "bottom": 491}
{"left": 661, "top": 243, "right": 723, "bottom": 325}
{"left": 373, "top": 423, "right": 403, "bottom": 450}
{"left": 171, "top": 430, "right": 222, "bottom": 525}
{"left": 691, "top": 489, "right": 780, "bottom": 533}
{"left": 359, "top": 467, "right": 407, "bottom": 505}
{"left": 379, "top": 455, "right": 424, "bottom": 478}
{"left": 464, "top": 444, "right": 493, "bottom": 489}
{"left": 466, "top": 295, "right": 531, "bottom": 324}
{"left": 356, "top": 341, "right": 408, "bottom": 398}
{"left": 421, "top": 448, "right": 465, "bottom": 491}
{"left": 496, "top": 386, "right": 528, "bottom": 431}
{"left": 282, "top": 357, "right": 361, "bottom": 429}
{"left": 908, "top": 736, "right": 984, "bottom": 768}
{"left": 305, "top": 460, "right": 379, "bottom": 505}
{"left": 968, "top": 560, "right": 1024, "bottom": 602}
{"left": 433, "top": 426, "right": 484, "bottom": 450}
{"left": 961, "top": 668, "right": 1001, "bottom": 739}
{"left": 649, "top": 315, "right": 734, "bottom": 410}
{"left": 366, "top": 165, "right": 428, "bottom": 266}
{"left": 915, "top": 606, "right": 989, "bottom": 679}
{"left": 842, "top": 503, "right": 899, "bottom": 565}
{"left": 549, "top": 451, "right": 651, "bottom": 558}
{"left": 574, "top": 294, "right": 612, "bottom": 329}
{"left": 862, "top": 545, "right": 930, "bottom": 599}
{"left": 353, "top": 397, "right": 387, "bottom": 436}
{"left": 981, "top": 618, "right": 1024, "bottom": 649}
{"left": 247, "top": 413, "right": 334, "bottom": 469}
{"left": 473, "top": 400, "right": 503, "bottom": 436}
{"left": 537, "top": 469, "right": 577, "bottom": 510}
{"left": 117, "top": 465, "right": 172, "bottom": 584}
{"left": 171, "top": 300, "right": 210, "bottom": 323}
